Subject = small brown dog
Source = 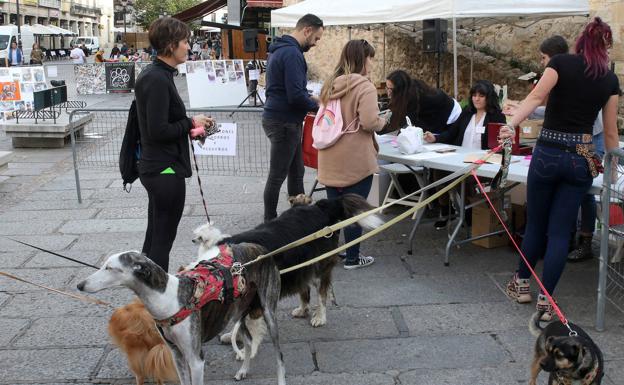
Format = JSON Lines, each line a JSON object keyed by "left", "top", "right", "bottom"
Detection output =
{"left": 528, "top": 311, "right": 604, "bottom": 385}
{"left": 108, "top": 299, "right": 178, "bottom": 385}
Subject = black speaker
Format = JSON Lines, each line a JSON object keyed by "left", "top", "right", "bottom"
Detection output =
{"left": 243, "top": 29, "right": 258, "bottom": 53}
{"left": 422, "top": 19, "right": 448, "bottom": 53}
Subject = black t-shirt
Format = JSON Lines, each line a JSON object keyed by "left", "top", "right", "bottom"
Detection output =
{"left": 406, "top": 89, "right": 454, "bottom": 133}
{"left": 544, "top": 54, "right": 619, "bottom": 134}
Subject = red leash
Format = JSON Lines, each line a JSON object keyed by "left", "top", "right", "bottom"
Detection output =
{"left": 471, "top": 169, "right": 574, "bottom": 330}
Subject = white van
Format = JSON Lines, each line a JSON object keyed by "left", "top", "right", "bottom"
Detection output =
{"left": 70, "top": 36, "right": 99, "bottom": 54}
{"left": 0, "top": 25, "right": 35, "bottom": 65}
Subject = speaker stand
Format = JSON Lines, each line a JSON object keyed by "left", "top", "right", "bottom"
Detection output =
{"left": 231, "top": 53, "right": 264, "bottom": 117}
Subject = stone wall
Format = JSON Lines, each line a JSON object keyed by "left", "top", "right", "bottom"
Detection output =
{"left": 280, "top": 0, "right": 624, "bottom": 114}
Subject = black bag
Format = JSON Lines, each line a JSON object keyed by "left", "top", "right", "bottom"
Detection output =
{"left": 119, "top": 100, "right": 141, "bottom": 191}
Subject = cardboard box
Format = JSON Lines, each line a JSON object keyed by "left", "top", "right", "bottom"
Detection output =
{"left": 471, "top": 196, "right": 512, "bottom": 248}
{"left": 519, "top": 119, "right": 543, "bottom": 139}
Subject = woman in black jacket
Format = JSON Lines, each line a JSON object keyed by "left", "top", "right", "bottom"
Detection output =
{"left": 135, "top": 17, "right": 214, "bottom": 272}
{"left": 425, "top": 80, "right": 506, "bottom": 148}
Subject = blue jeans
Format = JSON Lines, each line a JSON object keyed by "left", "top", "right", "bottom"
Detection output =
{"left": 578, "top": 131, "right": 604, "bottom": 234}
{"left": 326, "top": 175, "right": 374, "bottom": 264}
{"left": 518, "top": 143, "right": 593, "bottom": 294}
{"left": 262, "top": 117, "right": 305, "bottom": 222}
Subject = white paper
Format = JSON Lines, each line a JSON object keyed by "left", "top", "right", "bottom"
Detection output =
{"left": 186, "top": 60, "right": 248, "bottom": 108}
{"left": 403, "top": 151, "right": 456, "bottom": 161}
{"left": 248, "top": 69, "right": 260, "bottom": 81}
{"left": 47, "top": 66, "right": 58, "bottom": 78}
{"left": 192, "top": 123, "right": 237, "bottom": 156}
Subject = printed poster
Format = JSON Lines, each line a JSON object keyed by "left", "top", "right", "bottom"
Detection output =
{"left": 0, "top": 66, "right": 47, "bottom": 120}
{"left": 105, "top": 62, "right": 136, "bottom": 93}
{"left": 192, "top": 123, "right": 237, "bottom": 156}
{"left": 185, "top": 60, "right": 248, "bottom": 108}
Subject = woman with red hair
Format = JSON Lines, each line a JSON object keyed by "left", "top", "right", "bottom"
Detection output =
{"left": 501, "top": 17, "right": 620, "bottom": 320}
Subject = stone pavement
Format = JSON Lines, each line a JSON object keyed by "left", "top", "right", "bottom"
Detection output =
{"left": 1, "top": 87, "right": 623, "bottom": 385}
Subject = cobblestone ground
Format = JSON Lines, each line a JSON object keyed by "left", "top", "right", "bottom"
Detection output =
{"left": 0, "top": 79, "right": 622, "bottom": 385}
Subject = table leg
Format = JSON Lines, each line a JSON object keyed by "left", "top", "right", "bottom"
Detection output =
{"left": 445, "top": 179, "right": 466, "bottom": 266}
{"left": 407, "top": 171, "right": 430, "bottom": 255}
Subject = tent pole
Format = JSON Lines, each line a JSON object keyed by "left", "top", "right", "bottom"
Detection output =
{"left": 453, "top": 16, "right": 458, "bottom": 99}
{"left": 383, "top": 24, "right": 386, "bottom": 78}
{"left": 470, "top": 18, "right": 475, "bottom": 88}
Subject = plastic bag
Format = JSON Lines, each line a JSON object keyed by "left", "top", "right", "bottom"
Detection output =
{"left": 396, "top": 117, "right": 424, "bottom": 154}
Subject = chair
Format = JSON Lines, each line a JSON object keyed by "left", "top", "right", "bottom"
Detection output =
{"left": 302, "top": 113, "right": 325, "bottom": 198}
{"left": 379, "top": 163, "right": 425, "bottom": 218}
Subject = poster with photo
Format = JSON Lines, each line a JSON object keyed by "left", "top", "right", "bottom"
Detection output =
{"left": 75, "top": 64, "right": 106, "bottom": 94}
{"left": 185, "top": 60, "right": 248, "bottom": 108}
{"left": 0, "top": 81, "right": 22, "bottom": 101}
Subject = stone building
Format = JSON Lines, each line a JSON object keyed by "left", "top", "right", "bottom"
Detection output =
{"left": 0, "top": 0, "right": 116, "bottom": 47}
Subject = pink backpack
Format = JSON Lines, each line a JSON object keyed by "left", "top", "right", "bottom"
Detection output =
{"left": 312, "top": 98, "right": 359, "bottom": 150}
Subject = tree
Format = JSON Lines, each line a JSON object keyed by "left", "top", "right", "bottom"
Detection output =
{"left": 134, "top": 0, "right": 202, "bottom": 29}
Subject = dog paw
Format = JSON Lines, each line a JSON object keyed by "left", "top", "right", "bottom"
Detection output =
{"left": 310, "top": 312, "right": 326, "bottom": 327}
{"left": 291, "top": 306, "right": 309, "bottom": 318}
{"left": 220, "top": 332, "right": 232, "bottom": 344}
{"left": 234, "top": 370, "right": 248, "bottom": 381}
{"left": 235, "top": 349, "right": 245, "bottom": 361}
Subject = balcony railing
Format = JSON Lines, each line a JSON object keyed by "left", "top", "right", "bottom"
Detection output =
{"left": 70, "top": 3, "right": 102, "bottom": 17}
{"left": 39, "top": 0, "right": 61, "bottom": 8}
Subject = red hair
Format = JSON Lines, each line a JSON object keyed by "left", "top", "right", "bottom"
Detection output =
{"left": 575, "top": 17, "right": 613, "bottom": 79}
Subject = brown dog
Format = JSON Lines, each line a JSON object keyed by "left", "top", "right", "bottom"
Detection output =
{"left": 528, "top": 311, "right": 604, "bottom": 385}
{"left": 108, "top": 299, "right": 178, "bottom": 385}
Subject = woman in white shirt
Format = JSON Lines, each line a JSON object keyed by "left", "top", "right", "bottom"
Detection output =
{"left": 425, "top": 80, "right": 506, "bottom": 148}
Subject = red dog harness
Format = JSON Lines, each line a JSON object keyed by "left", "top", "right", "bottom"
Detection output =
{"left": 156, "top": 244, "right": 245, "bottom": 327}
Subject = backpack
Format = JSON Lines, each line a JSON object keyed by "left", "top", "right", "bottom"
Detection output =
{"left": 119, "top": 100, "right": 141, "bottom": 192}
{"left": 312, "top": 98, "right": 359, "bottom": 150}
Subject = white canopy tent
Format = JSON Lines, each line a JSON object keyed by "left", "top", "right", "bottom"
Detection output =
{"left": 271, "top": 0, "right": 590, "bottom": 97}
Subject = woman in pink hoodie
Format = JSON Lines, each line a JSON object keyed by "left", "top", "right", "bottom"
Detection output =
{"left": 317, "top": 39, "right": 390, "bottom": 269}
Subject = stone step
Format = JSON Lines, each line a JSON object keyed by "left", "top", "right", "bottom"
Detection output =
{"left": 0, "top": 151, "right": 12, "bottom": 169}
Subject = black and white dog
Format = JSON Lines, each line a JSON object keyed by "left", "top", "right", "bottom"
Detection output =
{"left": 77, "top": 194, "right": 381, "bottom": 385}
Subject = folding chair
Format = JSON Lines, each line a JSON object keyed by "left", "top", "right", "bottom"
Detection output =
{"left": 302, "top": 113, "right": 325, "bottom": 198}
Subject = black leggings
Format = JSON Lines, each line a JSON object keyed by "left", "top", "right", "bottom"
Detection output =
{"left": 140, "top": 173, "right": 186, "bottom": 272}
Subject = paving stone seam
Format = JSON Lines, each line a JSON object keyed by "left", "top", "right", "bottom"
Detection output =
{"left": 89, "top": 343, "right": 115, "bottom": 381}
{"left": 488, "top": 332, "right": 518, "bottom": 364}
{"left": 390, "top": 306, "right": 410, "bottom": 337}
{"left": 6, "top": 318, "right": 33, "bottom": 347}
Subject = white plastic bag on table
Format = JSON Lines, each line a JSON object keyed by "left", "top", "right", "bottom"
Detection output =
{"left": 396, "top": 117, "right": 424, "bottom": 154}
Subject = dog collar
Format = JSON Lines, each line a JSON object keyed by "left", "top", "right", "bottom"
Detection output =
{"left": 155, "top": 244, "right": 245, "bottom": 328}
{"left": 553, "top": 359, "right": 600, "bottom": 385}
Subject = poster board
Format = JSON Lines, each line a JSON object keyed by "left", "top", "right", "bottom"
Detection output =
{"left": 185, "top": 60, "right": 248, "bottom": 108}
{"left": 74, "top": 63, "right": 146, "bottom": 95}
{"left": 0, "top": 66, "right": 47, "bottom": 120}
{"left": 105, "top": 62, "right": 135, "bottom": 93}
{"left": 192, "top": 123, "right": 237, "bottom": 156}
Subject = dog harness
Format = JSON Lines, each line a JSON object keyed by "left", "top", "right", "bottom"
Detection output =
{"left": 155, "top": 244, "right": 245, "bottom": 327}
{"left": 552, "top": 359, "right": 600, "bottom": 385}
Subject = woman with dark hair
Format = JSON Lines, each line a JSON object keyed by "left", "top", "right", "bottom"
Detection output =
{"left": 317, "top": 39, "right": 389, "bottom": 269}
{"left": 500, "top": 17, "right": 619, "bottom": 320}
{"left": 385, "top": 69, "right": 461, "bottom": 133}
{"left": 426, "top": 80, "right": 505, "bottom": 149}
{"left": 134, "top": 17, "right": 214, "bottom": 272}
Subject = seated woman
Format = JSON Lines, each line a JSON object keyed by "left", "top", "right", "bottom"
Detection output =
{"left": 424, "top": 80, "right": 506, "bottom": 229}
{"left": 425, "top": 80, "right": 506, "bottom": 148}
{"left": 384, "top": 70, "right": 462, "bottom": 133}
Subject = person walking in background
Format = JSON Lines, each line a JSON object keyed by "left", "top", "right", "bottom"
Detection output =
{"left": 110, "top": 46, "right": 120, "bottom": 60}
{"left": 317, "top": 39, "right": 389, "bottom": 269}
{"left": 6, "top": 41, "right": 23, "bottom": 66}
{"left": 70, "top": 43, "right": 86, "bottom": 64}
{"left": 30, "top": 43, "right": 43, "bottom": 65}
{"left": 501, "top": 17, "right": 619, "bottom": 321}
{"left": 261, "top": 13, "right": 324, "bottom": 222}
{"left": 134, "top": 17, "right": 214, "bottom": 272}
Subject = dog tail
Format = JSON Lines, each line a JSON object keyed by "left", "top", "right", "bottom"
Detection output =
{"left": 529, "top": 311, "right": 545, "bottom": 337}
{"left": 144, "top": 343, "right": 179, "bottom": 383}
{"left": 339, "top": 193, "right": 384, "bottom": 230}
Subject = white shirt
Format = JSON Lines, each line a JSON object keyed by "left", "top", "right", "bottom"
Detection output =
{"left": 70, "top": 47, "right": 86, "bottom": 64}
{"left": 461, "top": 113, "right": 486, "bottom": 150}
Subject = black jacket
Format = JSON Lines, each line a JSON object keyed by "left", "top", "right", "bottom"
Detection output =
{"left": 135, "top": 59, "right": 193, "bottom": 177}
{"left": 263, "top": 35, "right": 318, "bottom": 123}
{"left": 437, "top": 107, "right": 506, "bottom": 149}
{"left": 406, "top": 90, "right": 455, "bottom": 133}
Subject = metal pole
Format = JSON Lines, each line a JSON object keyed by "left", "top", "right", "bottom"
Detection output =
{"left": 596, "top": 151, "right": 613, "bottom": 331}
{"left": 16, "top": 0, "right": 21, "bottom": 51}
{"left": 123, "top": 6, "right": 127, "bottom": 38}
{"left": 69, "top": 110, "right": 83, "bottom": 204}
{"left": 452, "top": 16, "right": 458, "bottom": 99}
{"left": 383, "top": 24, "right": 386, "bottom": 78}
{"left": 470, "top": 18, "right": 475, "bottom": 88}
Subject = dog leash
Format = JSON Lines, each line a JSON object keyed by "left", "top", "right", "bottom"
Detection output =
{"left": 190, "top": 138, "right": 211, "bottom": 224}
{"left": 4, "top": 237, "right": 99, "bottom": 270}
{"left": 243, "top": 148, "right": 504, "bottom": 270}
{"left": 471, "top": 170, "right": 577, "bottom": 336}
{"left": 0, "top": 271, "right": 112, "bottom": 308}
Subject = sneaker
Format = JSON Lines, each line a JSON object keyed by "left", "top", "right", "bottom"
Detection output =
{"left": 505, "top": 273, "right": 532, "bottom": 303}
{"left": 338, "top": 252, "right": 347, "bottom": 260}
{"left": 536, "top": 294, "right": 554, "bottom": 321}
{"left": 344, "top": 254, "right": 375, "bottom": 270}
{"left": 434, "top": 218, "right": 448, "bottom": 230}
